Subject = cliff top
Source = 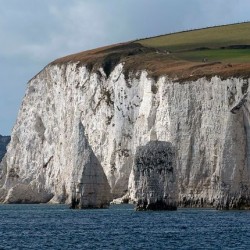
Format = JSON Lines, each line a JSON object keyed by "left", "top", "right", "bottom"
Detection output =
{"left": 52, "top": 22, "right": 250, "bottom": 82}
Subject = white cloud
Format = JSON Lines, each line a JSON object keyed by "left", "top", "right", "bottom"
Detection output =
{"left": 1, "top": 0, "right": 250, "bottom": 134}
{"left": 2, "top": 0, "right": 249, "bottom": 62}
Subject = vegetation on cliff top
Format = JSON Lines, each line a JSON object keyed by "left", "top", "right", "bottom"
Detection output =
{"left": 139, "top": 22, "right": 250, "bottom": 62}
{"left": 52, "top": 22, "right": 250, "bottom": 81}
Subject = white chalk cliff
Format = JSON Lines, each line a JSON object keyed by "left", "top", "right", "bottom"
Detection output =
{"left": 1, "top": 52, "right": 250, "bottom": 209}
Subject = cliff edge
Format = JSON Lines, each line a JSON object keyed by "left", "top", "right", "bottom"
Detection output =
{"left": 1, "top": 23, "right": 250, "bottom": 209}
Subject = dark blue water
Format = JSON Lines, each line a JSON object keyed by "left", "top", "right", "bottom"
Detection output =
{"left": 0, "top": 204, "right": 249, "bottom": 249}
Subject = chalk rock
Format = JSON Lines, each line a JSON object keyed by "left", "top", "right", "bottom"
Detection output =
{"left": 70, "top": 122, "right": 111, "bottom": 209}
{"left": 4, "top": 183, "right": 53, "bottom": 204}
{"left": 0, "top": 61, "right": 250, "bottom": 209}
{"left": 130, "top": 141, "right": 178, "bottom": 210}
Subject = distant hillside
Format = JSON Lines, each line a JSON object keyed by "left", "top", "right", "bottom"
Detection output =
{"left": 0, "top": 135, "right": 10, "bottom": 161}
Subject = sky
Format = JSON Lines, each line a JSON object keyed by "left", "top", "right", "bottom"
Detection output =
{"left": 0, "top": 0, "right": 249, "bottom": 135}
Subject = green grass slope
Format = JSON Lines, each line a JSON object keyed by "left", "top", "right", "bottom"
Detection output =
{"left": 53, "top": 22, "right": 250, "bottom": 81}
{"left": 138, "top": 22, "right": 250, "bottom": 63}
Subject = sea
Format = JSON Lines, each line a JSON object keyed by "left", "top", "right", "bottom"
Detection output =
{"left": 0, "top": 204, "right": 249, "bottom": 249}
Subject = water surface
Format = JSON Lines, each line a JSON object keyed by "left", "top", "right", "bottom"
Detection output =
{"left": 0, "top": 204, "right": 249, "bottom": 249}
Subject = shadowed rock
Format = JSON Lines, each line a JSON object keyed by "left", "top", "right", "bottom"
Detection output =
{"left": 130, "top": 141, "right": 178, "bottom": 211}
{"left": 70, "top": 122, "right": 111, "bottom": 209}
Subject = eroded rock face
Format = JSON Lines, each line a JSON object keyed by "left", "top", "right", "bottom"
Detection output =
{"left": 70, "top": 122, "right": 111, "bottom": 209}
{"left": 1, "top": 62, "right": 250, "bottom": 209}
{"left": 130, "top": 141, "right": 177, "bottom": 210}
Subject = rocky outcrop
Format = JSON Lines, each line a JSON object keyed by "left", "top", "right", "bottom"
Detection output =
{"left": 130, "top": 141, "right": 177, "bottom": 210}
{"left": 70, "top": 122, "right": 111, "bottom": 209}
{"left": 0, "top": 135, "right": 10, "bottom": 162}
{"left": 1, "top": 60, "right": 250, "bottom": 209}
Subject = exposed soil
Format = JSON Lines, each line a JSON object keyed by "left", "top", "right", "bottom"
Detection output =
{"left": 51, "top": 42, "right": 250, "bottom": 82}
{"left": 51, "top": 43, "right": 155, "bottom": 77}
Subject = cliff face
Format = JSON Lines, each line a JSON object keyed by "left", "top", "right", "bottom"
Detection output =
{"left": 0, "top": 135, "right": 10, "bottom": 162}
{"left": 1, "top": 62, "right": 250, "bottom": 209}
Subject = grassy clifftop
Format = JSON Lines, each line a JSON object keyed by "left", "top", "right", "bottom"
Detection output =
{"left": 138, "top": 22, "right": 250, "bottom": 63}
{"left": 52, "top": 22, "right": 250, "bottom": 81}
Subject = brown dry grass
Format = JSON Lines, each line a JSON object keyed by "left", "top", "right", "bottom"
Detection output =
{"left": 51, "top": 36, "right": 250, "bottom": 82}
{"left": 123, "top": 51, "right": 250, "bottom": 82}
{"left": 52, "top": 43, "right": 125, "bottom": 64}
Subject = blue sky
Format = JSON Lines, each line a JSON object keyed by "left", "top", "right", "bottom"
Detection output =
{"left": 0, "top": 0, "right": 249, "bottom": 135}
